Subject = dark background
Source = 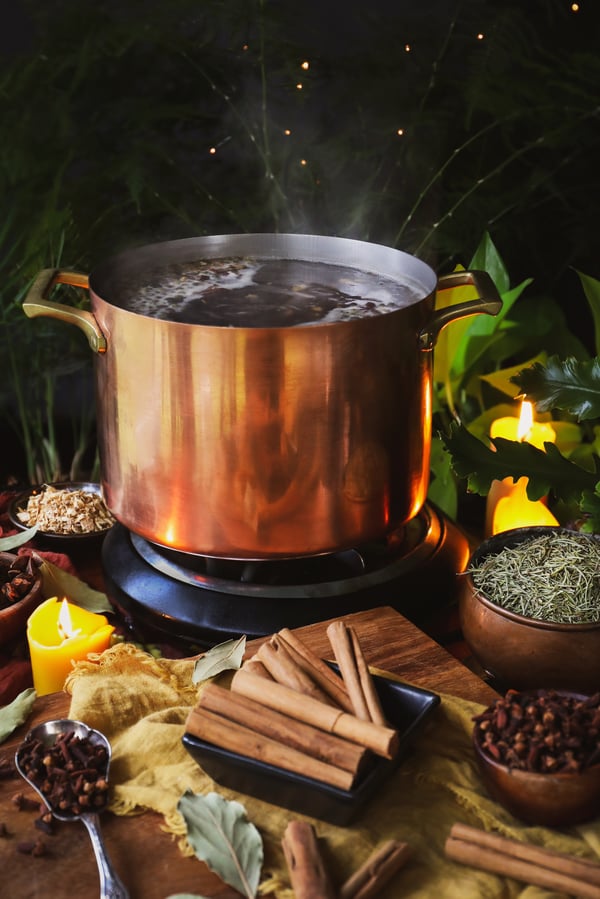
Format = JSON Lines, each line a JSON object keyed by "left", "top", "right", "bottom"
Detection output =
{"left": 1, "top": 0, "right": 599, "bottom": 482}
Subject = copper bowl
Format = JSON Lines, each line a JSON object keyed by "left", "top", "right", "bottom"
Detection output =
{"left": 473, "top": 700, "right": 600, "bottom": 827}
{"left": 0, "top": 552, "right": 44, "bottom": 646}
{"left": 459, "top": 526, "right": 600, "bottom": 692}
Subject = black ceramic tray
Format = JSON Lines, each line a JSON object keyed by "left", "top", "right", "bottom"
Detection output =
{"left": 182, "top": 671, "right": 440, "bottom": 825}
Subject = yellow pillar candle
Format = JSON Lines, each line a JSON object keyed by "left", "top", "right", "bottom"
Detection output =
{"left": 485, "top": 400, "right": 559, "bottom": 536}
{"left": 27, "top": 597, "right": 114, "bottom": 696}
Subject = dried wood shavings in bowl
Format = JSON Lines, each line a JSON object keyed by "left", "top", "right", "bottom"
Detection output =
{"left": 9, "top": 483, "right": 115, "bottom": 547}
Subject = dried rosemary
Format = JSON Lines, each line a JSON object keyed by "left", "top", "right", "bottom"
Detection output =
{"left": 469, "top": 532, "right": 600, "bottom": 624}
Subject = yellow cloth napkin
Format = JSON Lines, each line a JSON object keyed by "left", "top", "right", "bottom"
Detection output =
{"left": 64, "top": 643, "right": 600, "bottom": 898}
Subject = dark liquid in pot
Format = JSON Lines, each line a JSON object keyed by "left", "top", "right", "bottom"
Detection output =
{"left": 111, "top": 257, "right": 422, "bottom": 327}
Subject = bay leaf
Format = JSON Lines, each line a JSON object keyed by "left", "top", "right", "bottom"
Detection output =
{"left": 177, "top": 790, "right": 263, "bottom": 898}
{"left": 0, "top": 687, "right": 36, "bottom": 744}
{"left": 36, "top": 557, "right": 113, "bottom": 614}
{"left": 192, "top": 635, "right": 246, "bottom": 684}
{"left": 0, "top": 526, "right": 38, "bottom": 552}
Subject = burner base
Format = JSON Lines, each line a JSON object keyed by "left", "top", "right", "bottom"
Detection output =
{"left": 102, "top": 504, "right": 471, "bottom": 648}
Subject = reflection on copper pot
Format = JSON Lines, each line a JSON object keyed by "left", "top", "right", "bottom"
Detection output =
{"left": 23, "top": 234, "right": 501, "bottom": 558}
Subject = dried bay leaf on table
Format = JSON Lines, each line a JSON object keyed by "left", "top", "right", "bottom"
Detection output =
{"left": 177, "top": 790, "right": 263, "bottom": 898}
{"left": 0, "top": 526, "right": 38, "bottom": 552}
{"left": 192, "top": 635, "right": 246, "bottom": 683}
{"left": 0, "top": 687, "right": 36, "bottom": 743}
{"left": 35, "top": 557, "right": 113, "bottom": 614}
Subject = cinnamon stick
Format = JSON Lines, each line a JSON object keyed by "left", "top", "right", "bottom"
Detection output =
{"left": 242, "top": 658, "right": 273, "bottom": 679}
{"left": 326, "top": 620, "right": 385, "bottom": 724}
{"left": 446, "top": 824, "right": 600, "bottom": 898}
{"left": 186, "top": 706, "right": 356, "bottom": 790}
{"left": 449, "top": 824, "right": 600, "bottom": 887}
{"left": 197, "top": 682, "right": 369, "bottom": 775}
{"left": 231, "top": 668, "right": 399, "bottom": 759}
{"left": 257, "top": 636, "right": 337, "bottom": 705}
{"left": 340, "top": 840, "right": 413, "bottom": 899}
{"left": 282, "top": 820, "right": 337, "bottom": 899}
{"left": 327, "top": 620, "right": 371, "bottom": 720}
{"left": 348, "top": 626, "right": 386, "bottom": 726}
{"left": 277, "top": 627, "right": 355, "bottom": 713}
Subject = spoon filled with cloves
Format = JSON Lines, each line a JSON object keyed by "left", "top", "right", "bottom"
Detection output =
{"left": 15, "top": 718, "right": 129, "bottom": 899}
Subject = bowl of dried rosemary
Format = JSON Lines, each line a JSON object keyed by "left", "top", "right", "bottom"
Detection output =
{"left": 459, "top": 526, "right": 600, "bottom": 693}
{"left": 9, "top": 483, "right": 116, "bottom": 550}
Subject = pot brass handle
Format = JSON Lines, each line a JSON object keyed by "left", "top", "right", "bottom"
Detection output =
{"left": 22, "top": 268, "right": 107, "bottom": 354}
{"left": 418, "top": 270, "right": 502, "bottom": 351}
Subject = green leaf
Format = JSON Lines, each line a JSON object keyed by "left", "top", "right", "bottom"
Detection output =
{"left": 37, "top": 558, "right": 113, "bottom": 614}
{"left": 0, "top": 688, "right": 36, "bottom": 744}
{"left": 513, "top": 356, "right": 600, "bottom": 421}
{"left": 576, "top": 270, "right": 600, "bottom": 357}
{"left": 479, "top": 352, "right": 548, "bottom": 399}
{"left": 192, "top": 636, "right": 246, "bottom": 684}
{"left": 469, "top": 232, "right": 511, "bottom": 295}
{"left": 580, "top": 489, "right": 600, "bottom": 532}
{"left": 177, "top": 790, "right": 263, "bottom": 898}
{"left": 0, "top": 526, "right": 39, "bottom": 552}
{"left": 427, "top": 435, "right": 458, "bottom": 520}
{"left": 442, "top": 422, "right": 597, "bottom": 503}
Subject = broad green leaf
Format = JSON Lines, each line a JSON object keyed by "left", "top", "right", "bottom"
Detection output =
{"left": 479, "top": 352, "right": 548, "bottom": 398}
{"left": 178, "top": 790, "right": 263, "bottom": 898}
{"left": 469, "top": 231, "right": 511, "bottom": 295}
{"left": 0, "top": 688, "right": 36, "bottom": 743}
{"left": 192, "top": 636, "right": 246, "bottom": 684}
{"left": 442, "top": 422, "right": 597, "bottom": 503}
{"left": 451, "top": 279, "right": 532, "bottom": 379}
{"left": 580, "top": 489, "right": 600, "bottom": 532}
{"left": 427, "top": 435, "right": 458, "bottom": 520}
{"left": 37, "top": 558, "right": 113, "bottom": 614}
{"left": 513, "top": 356, "right": 600, "bottom": 421}
{"left": 0, "top": 526, "right": 39, "bottom": 552}
{"left": 576, "top": 270, "right": 600, "bottom": 357}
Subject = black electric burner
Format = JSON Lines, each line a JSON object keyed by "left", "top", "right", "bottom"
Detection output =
{"left": 102, "top": 503, "right": 471, "bottom": 648}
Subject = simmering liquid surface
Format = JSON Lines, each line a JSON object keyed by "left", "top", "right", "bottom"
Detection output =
{"left": 112, "top": 257, "right": 422, "bottom": 326}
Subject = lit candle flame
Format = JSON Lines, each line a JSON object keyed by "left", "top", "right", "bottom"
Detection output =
{"left": 57, "top": 599, "right": 82, "bottom": 641}
{"left": 517, "top": 399, "right": 534, "bottom": 441}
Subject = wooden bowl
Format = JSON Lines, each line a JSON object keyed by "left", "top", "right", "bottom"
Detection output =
{"left": 0, "top": 553, "right": 44, "bottom": 645}
{"left": 459, "top": 526, "right": 600, "bottom": 692}
{"left": 473, "top": 700, "right": 600, "bottom": 827}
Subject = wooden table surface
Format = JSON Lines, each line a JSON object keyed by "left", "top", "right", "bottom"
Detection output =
{"left": 0, "top": 605, "right": 498, "bottom": 899}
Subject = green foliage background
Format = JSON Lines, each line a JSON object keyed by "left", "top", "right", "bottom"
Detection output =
{"left": 1, "top": 0, "right": 599, "bottom": 483}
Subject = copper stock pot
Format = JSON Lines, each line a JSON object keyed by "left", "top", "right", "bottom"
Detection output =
{"left": 23, "top": 233, "right": 501, "bottom": 559}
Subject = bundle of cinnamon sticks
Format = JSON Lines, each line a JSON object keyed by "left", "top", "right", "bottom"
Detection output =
{"left": 446, "top": 823, "right": 600, "bottom": 899}
{"left": 185, "top": 620, "right": 399, "bottom": 791}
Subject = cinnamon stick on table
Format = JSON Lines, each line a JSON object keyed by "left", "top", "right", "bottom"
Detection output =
{"left": 340, "top": 840, "right": 414, "bottom": 899}
{"left": 231, "top": 667, "right": 399, "bottom": 759}
{"left": 282, "top": 820, "right": 337, "bottom": 899}
{"left": 326, "top": 620, "right": 386, "bottom": 725}
{"left": 446, "top": 823, "right": 600, "bottom": 899}
{"left": 196, "top": 682, "right": 369, "bottom": 776}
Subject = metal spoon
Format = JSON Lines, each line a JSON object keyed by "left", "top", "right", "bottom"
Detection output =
{"left": 15, "top": 718, "right": 129, "bottom": 899}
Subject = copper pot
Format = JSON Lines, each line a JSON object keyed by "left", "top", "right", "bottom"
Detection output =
{"left": 23, "top": 233, "right": 501, "bottom": 558}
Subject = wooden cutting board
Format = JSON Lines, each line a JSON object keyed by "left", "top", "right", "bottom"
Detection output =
{"left": 0, "top": 606, "right": 497, "bottom": 898}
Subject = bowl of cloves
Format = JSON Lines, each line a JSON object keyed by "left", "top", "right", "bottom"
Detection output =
{"left": 0, "top": 552, "right": 44, "bottom": 646}
{"left": 458, "top": 526, "right": 600, "bottom": 692}
{"left": 473, "top": 688, "right": 600, "bottom": 827}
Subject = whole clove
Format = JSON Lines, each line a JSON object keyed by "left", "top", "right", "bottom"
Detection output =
{"left": 474, "top": 689, "right": 600, "bottom": 773}
{"left": 16, "top": 730, "right": 109, "bottom": 817}
{"left": 11, "top": 791, "right": 41, "bottom": 812}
